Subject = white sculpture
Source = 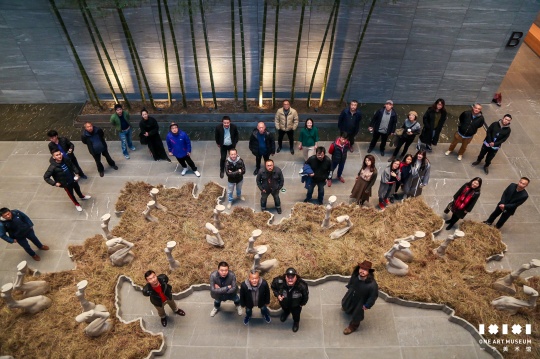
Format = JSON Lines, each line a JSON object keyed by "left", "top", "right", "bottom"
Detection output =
{"left": 1, "top": 283, "right": 52, "bottom": 314}
{"left": 393, "top": 231, "right": 426, "bottom": 243}
{"left": 492, "top": 259, "right": 540, "bottom": 295}
{"left": 100, "top": 213, "right": 114, "bottom": 240}
{"left": 75, "top": 307, "right": 113, "bottom": 337}
{"left": 385, "top": 241, "right": 411, "bottom": 276}
{"left": 321, "top": 195, "right": 337, "bottom": 228}
{"left": 150, "top": 188, "right": 167, "bottom": 212}
{"left": 205, "top": 223, "right": 224, "bottom": 247}
{"left": 213, "top": 204, "right": 226, "bottom": 230}
{"left": 13, "top": 261, "right": 49, "bottom": 298}
{"left": 76, "top": 280, "right": 96, "bottom": 312}
{"left": 164, "top": 241, "right": 180, "bottom": 271}
{"left": 252, "top": 253, "right": 278, "bottom": 275}
{"left": 245, "top": 229, "right": 267, "bottom": 255}
{"left": 142, "top": 200, "right": 159, "bottom": 222}
{"left": 433, "top": 230, "right": 465, "bottom": 258}
{"left": 105, "top": 238, "right": 135, "bottom": 266}
{"left": 491, "top": 285, "right": 539, "bottom": 315}
{"left": 329, "top": 215, "right": 353, "bottom": 239}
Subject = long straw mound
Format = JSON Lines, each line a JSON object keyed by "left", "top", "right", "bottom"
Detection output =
{"left": 0, "top": 181, "right": 537, "bottom": 358}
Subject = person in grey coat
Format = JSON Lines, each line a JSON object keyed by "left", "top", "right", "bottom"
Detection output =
{"left": 209, "top": 261, "right": 242, "bottom": 317}
{"left": 403, "top": 150, "right": 431, "bottom": 199}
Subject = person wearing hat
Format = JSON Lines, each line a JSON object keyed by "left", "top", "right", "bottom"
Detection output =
{"left": 271, "top": 267, "right": 309, "bottom": 332}
{"left": 166, "top": 123, "right": 201, "bottom": 177}
{"left": 388, "top": 110, "right": 422, "bottom": 162}
{"left": 341, "top": 260, "right": 379, "bottom": 335}
{"left": 367, "top": 100, "right": 398, "bottom": 157}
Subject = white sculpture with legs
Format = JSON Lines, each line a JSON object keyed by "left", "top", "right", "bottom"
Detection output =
{"left": 76, "top": 280, "right": 96, "bottom": 312}
{"left": 100, "top": 213, "right": 114, "bottom": 239}
{"left": 106, "top": 238, "right": 135, "bottom": 266}
{"left": 150, "top": 188, "right": 168, "bottom": 212}
{"left": 321, "top": 195, "right": 337, "bottom": 228}
{"left": 75, "top": 307, "right": 112, "bottom": 337}
{"left": 213, "top": 205, "right": 225, "bottom": 230}
{"left": 13, "top": 261, "right": 49, "bottom": 298}
{"left": 252, "top": 253, "right": 278, "bottom": 275}
{"left": 493, "top": 259, "right": 540, "bottom": 295}
{"left": 164, "top": 241, "right": 180, "bottom": 271}
{"left": 1, "top": 283, "right": 51, "bottom": 314}
{"left": 385, "top": 241, "right": 411, "bottom": 276}
{"left": 491, "top": 286, "right": 539, "bottom": 315}
{"left": 142, "top": 201, "right": 159, "bottom": 222}
{"left": 205, "top": 223, "right": 224, "bottom": 247}
{"left": 246, "top": 229, "right": 267, "bottom": 255}
{"left": 433, "top": 230, "right": 465, "bottom": 258}
{"left": 329, "top": 215, "right": 353, "bottom": 239}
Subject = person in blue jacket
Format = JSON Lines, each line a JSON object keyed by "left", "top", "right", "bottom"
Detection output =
{"left": 166, "top": 123, "right": 201, "bottom": 177}
{"left": 0, "top": 208, "right": 49, "bottom": 261}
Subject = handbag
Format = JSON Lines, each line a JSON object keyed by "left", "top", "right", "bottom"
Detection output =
{"left": 395, "top": 128, "right": 404, "bottom": 136}
{"left": 341, "top": 288, "right": 356, "bottom": 313}
{"left": 139, "top": 132, "right": 148, "bottom": 145}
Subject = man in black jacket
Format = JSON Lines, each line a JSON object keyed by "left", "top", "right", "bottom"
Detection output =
{"left": 249, "top": 122, "right": 275, "bottom": 176}
{"left": 471, "top": 114, "right": 512, "bottom": 175}
{"left": 484, "top": 177, "right": 530, "bottom": 229}
{"left": 367, "top": 100, "right": 398, "bottom": 156}
{"left": 305, "top": 146, "right": 332, "bottom": 205}
{"left": 271, "top": 267, "right": 309, "bottom": 332}
{"left": 142, "top": 270, "right": 186, "bottom": 327}
{"left": 0, "top": 208, "right": 49, "bottom": 261}
{"left": 215, "top": 116, "right": 239, "bottom": 179}
{"left": 81, "top": 122, "right": 118, "bottom": 177}
{"left": 256, "top": 159, "right": 284, "bottom": 214}
{"left": 445, "top": 103, "right": 485, "bottom": 161}
{"left": 44, "top": 150, "right": 91, "bottom": 212}
{"left": 48, "top": 129, "right": 87, "bottom": 179}
{"left": 239, "top": 270, "right": 271, "bottom": 325}
{"left": 337, "top": 100, "right": 362, "bottom": 151}
{"left": 341, "top": 260, "right": 378, "bottom": 335}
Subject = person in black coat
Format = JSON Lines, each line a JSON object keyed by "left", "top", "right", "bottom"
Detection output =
{"left": 0, "top": 208, "right": 49, "bottom": 261}
{"left": 47, "top": 130, "right": 87, "bottom": 179}
{"left": 249, "top": 122, "right": 275, "bottom": 176}
{"left": 484, "top": 177, "right": 530, "bottom": 229}
{"left": 139, "top": 109, "right": 170, "bottom": 162}
{"left": 256, "top": 159, "right": 284, "bottom": 214}
{"left": 239, "top": 270, "right": 271, "bottom": 325}
{"left": 81, "top": 122, "right": 117, "bottom": 177}
{"left": 142, "top": 270, "right": 185, "bottom": 327}
{"left": 341, "top": 260, "right": 378, "bottom": 335}
{"left": 471, "top": 115, "right": 512, "bottom": 175}
{"left": 305, "top": 146, "right": 332, "bottom": 205}
{"left": 444, "top": 177, "right": 482, "bottom": 230}
{"left": 271, "top": 267, "right": 309, "bottom": 332}
{"left": 337, "top": 100, "right": 362, "bottom": 149}
{"left": 44, "top": 150, "right": 91, "bottom": 212}
{"left": 215, "top": 116, "right": 239, "bottom": 178}
{"left": 367, "top": 100, "right": 398, "bottom": 156}
{"left": 419, "top": 99, "right": 447, "bottom": 151}
{"left": 446, "top": 103, "right": 485, "bottom": 160}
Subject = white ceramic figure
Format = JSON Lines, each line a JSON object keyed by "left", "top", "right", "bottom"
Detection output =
{"left": 164, "top": 241, "right": 180, "bottom": 271}
{"left": 142, "top": 200, "right": 159, "bottom": 222}
{"left": 205, "top": 223, "right": 224, "bottom": 247}
{"left": 384, "top": 241, "right": 411, "bottom": 276}
{"left": 321, "top": 195, "right": 337, "bottom": 228}
{"left": 105, "top": 238, "right": 135, "bottom": 266}
{"left": 329, "top": 215, "right": 353, "bottom": 239}
{"left": 493, "top": 259, "right": 540, "bottom": 295}
{"left": 1, "top": 283, "right": 51, "bottom": 314}
{"left": 150, "top": 188, "right": 168, "bottom": 212}
{"left": 491, "top": 285, "right": 539, "bottom": 315}
{"left": 100, "top": 213, "right": 114, "bottom": 240}
{"left": 13, "top": 261, "right": 49, "bottom": 298}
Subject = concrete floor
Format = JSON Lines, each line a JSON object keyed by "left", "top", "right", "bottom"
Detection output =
{"left": 1, "top": 44, "right": 539, "bottom": 359}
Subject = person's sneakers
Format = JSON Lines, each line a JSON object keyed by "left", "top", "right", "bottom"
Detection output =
{"left": 243, "top": 316, "right": 250, "bottom": 325}
{"left": 327, "top": 180, "right": 332, "bottom": 187}
{"left": 384, "top": 198, "right": 390, "bottom": 205}
{"left": 387, "top": 156, "right": 395, "bottom": 162}
{"left": 125, "top": 155, "right": 130, "bottom": 159}
{"left": 277, "top": 208, "right": 282, "bottom": 214}
{"left": 292, "top": 322, "right": 299, "bottom": 332}
{"left": 236, "top": 305, "right": 243, "bottom": 316}
{"left": 175, "top": 308, "right": 186, "bottom": 316}
{"left": 32, "top": 254, "right": 41, "bottom": 261}
{"left": 290, "top": 149, "right": 294, "bottom": 155}
{"left": 76, "top": 205, "right": 83, "bottom": 212}
{"left": 220, "top": 170, "right": 224, "bottom": 179}
{"left": 280, "top": 312, "right": 289, "bottom": 322}
{"left": 445, "top": 151, "right": 451, "bottom": 156}
{"left": 380, "top": 150, "right": 385, "bottom": 156}
{"left": 81, "top": 195, "right": 92, "bottom": 200}
{"left": 343, "top": 326, "right": 356, "bottom": 335}
{"left": 194, "top": 170, "right": 201, "bottom": 177}
{"left": 367, "top": 148, "right": 373, "bottom": 153}
{"left": 339, "top": 177, "right": 345, "bottom": 183}
{"left": 210, "top": 307, "right": 219, "bottom": 317}
{"left": 261, "top": 207, "right": 267, "bottom": 211}
{"left": 112, "top": 165, "right": 119, "bottom": 170}
{"left": 237, "top": 196, "right": 245, "bottom": 201}
{"left": 471, "top": 161, "right": 480, "bottom": 166}
{"left": 253, "top": 168, "right": 259, "bottom": 176}
{"left": 263, "top": 312, "right": 271, "bottom": 323}
{"left": 378, "top": 202, "right": 385, "bottom": 210}
{"left": 277, "top": 147, "right": 282, "bottom": 153}
{"left": 303, "top": 198, "right": 309, "bottom": 203}
{"left": 166, "top": 158, "right": 172, "bottom": 162}
{"left": 181, "top": 168, "right": 188, "bottom": 176}
{"left": 482, "top": 221, "right": 492, "bottom": 226}
{"left": 484, "top": 166, "right": 489, "bottom": 175}
{"left": 227, "top": 202, "right": 232, "bottom": 209}
{"left": 446, "top": 224, "right": 454, "bottom": 230}
{"left": 40, "top": 245, "right": 50, "bottom": 250}
{"left": 349, "top": 147, "right": 354, "bottom": 153}
{"left": 99, "top": 171, "right": 104, "bottom": 177}
{"left": 457, "top": 155, "right": 462, "bottom": 161}
{"left": 389, "top": 197, "right": 395, "bottom": 204}
{"left": 130, "top": 147, "right": 136, "bottom": 151}
{"left": 426, "top": 145, "right": 432, "bottom": 152}
{"left": 161, "top": 317, "right": 167, "bottom": 327}
{"left": 80, "top": 174, "right": 88, "bottom": 179}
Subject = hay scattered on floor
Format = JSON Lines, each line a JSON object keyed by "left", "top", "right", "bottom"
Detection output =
{"left": 1, "top": 181, "right": 537, "bottom": 358}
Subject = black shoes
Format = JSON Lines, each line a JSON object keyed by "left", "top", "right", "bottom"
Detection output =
{"left": 483, "top": 221, "right": 492, "bottom": 226}
{"left": 280, "top": 312, "right": 289, "bottom": 322}
{"left": 471, "top": 161, "right": 480, "bottom": 166}
{"left": 80, "top": 174, "right": 88, "bottom": 179}
{"left": 484, "top": 166, "right": 489, "bottom": 175}
{"left": 367, "top": 148, "right": 373, "bottom": 153}
{"left": 161, "top": 317, "right": 167, "bottom": 327}
{"left": 290, "top": 149, "right": 294, "bottom": 155}
{"left": 253, "top": 168, "right": 259, "bottom": 176}
{"left": 220, "top": 170, "right": 224, "bottom": 179}
{"left": 277, "top": 208, "right": 282, "bottom": 214}
{"left": 99, "top": 171, "right": 104, "bottom": 177}
{"left": 112, "top": 165, "right": 118, "bottom": 170}
{"left": 175, "top": 308, "right": 186, "bottom": 316}
{"left": 292, "top": 322, "right": 299, "bottom": 332}
{"left": 277, "top": 147, "right": 282, "bottom": 153}
{"left": 380, "top": 150, "right": 385, "bottom": 156}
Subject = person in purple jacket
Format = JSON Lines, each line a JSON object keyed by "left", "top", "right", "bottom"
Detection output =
{"left": 166, "top": 123, "right": 201, "bottom": 177}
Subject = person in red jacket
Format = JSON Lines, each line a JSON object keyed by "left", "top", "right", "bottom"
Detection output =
{"left": 142, "top": 270, "right": 186, "bottom": 327}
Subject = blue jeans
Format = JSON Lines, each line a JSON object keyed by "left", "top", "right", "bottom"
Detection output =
{"left": 214, "top": 294, "right": 240, "bottom": 309}
{"left": 245, "top": 306, "right": 269, "bottom": 319}
{"left": 16, "top": 229, "right": 44, "bottom": 257}
{"left": 331, "top": 159, "right": 346, "bottom": 178}
{"left": 228, "top": 180, "right": 243, "bottom": 202}
{"left": 118, "top": 127, "right": 134, "bottom": 156}
{"left": 306, "top": 180, "right": 325, "bottom": 204}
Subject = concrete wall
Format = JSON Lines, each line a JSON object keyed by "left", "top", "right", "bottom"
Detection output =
{"left": 0, "top": 0, "right": 538, "bottom": 105}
